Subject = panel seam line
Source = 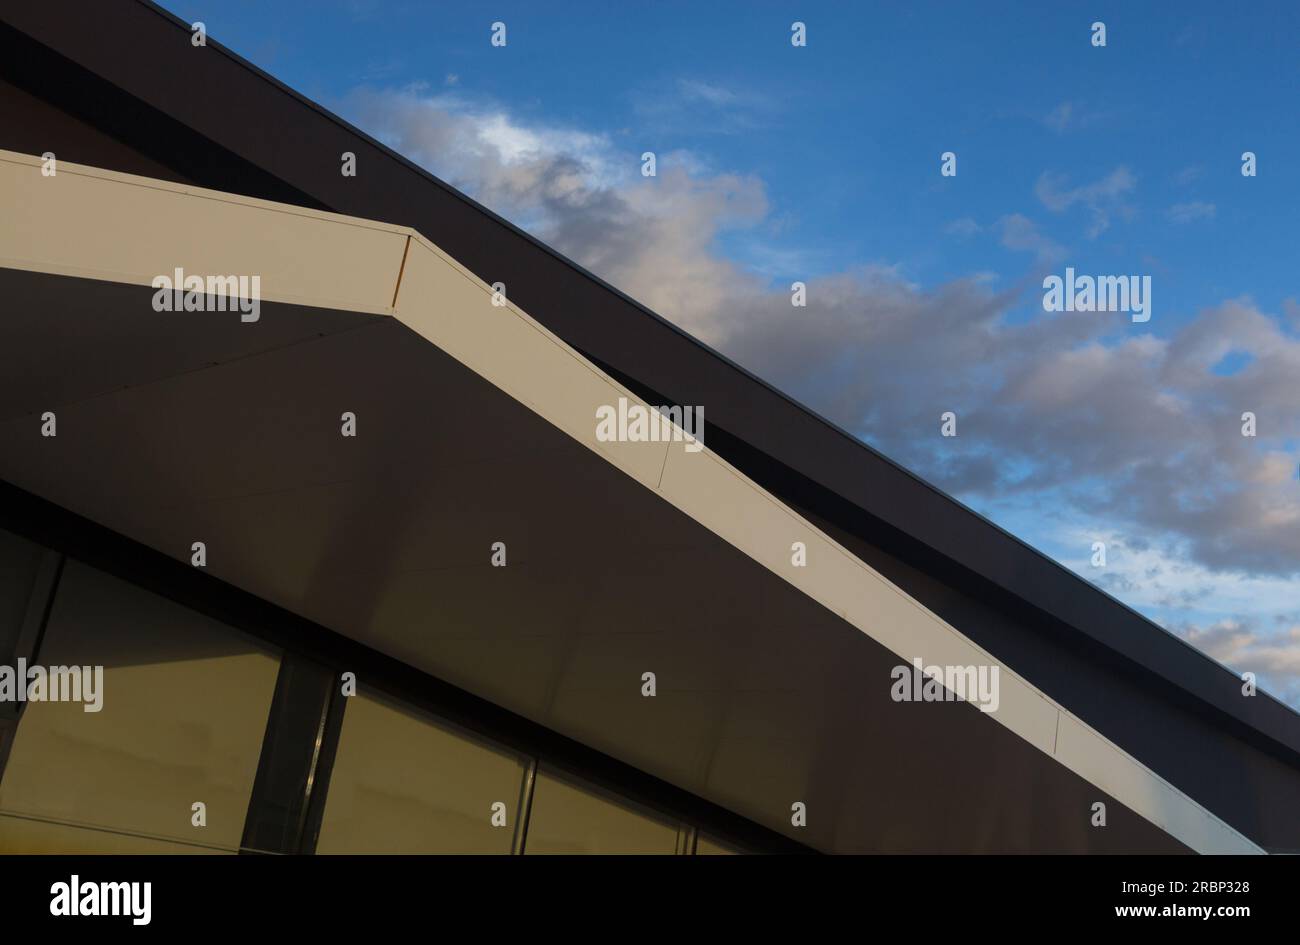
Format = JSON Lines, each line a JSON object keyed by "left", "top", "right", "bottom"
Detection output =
{"left": 391, "top": 234, "right": 412, "bottom": 309}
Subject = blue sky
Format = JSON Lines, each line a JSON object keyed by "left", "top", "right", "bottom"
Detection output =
{"left": 163, "top": 1, "right": 1300, "bottom": 307}
{"left": 160, "top": 1, "right": 1300, "bottom": 705}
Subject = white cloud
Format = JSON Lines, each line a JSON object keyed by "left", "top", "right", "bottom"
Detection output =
{"left": 1044, "top": 101, "right": 1073, "bottom": 133}
{"left": 1035, "top": 166, "right": 1136, "bottom": 238}
{"left": 632, "top": 76, "right": 775, "bottom": 135}
{"left": 675, "top": 78, "right": 741, "bottom": 107}
{"left": 997, "top": 213, "right": 1064, "bottom": 261}
{"left": 1168, "top": 201, "right": 1216, "bottom": 224}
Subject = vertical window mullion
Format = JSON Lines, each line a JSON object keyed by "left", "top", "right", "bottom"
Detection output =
{"left": 240, "top": 655, "right": 346, "bottom": 854}
{"left": 512, "top": 757, "right": 538, "bottom": 855}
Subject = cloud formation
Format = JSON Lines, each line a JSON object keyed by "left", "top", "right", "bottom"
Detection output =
{"left": 345, "top": 86, "right": 1300, "bottom": 699}
{"left": 1035, "top": 166, "right": 1136, "bottom": 237}
{"left": 1168, "top": 200, "right": 1216, "bottom": 224}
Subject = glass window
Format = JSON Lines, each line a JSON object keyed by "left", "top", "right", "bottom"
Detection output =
{"left": 0, "top": 814, "right": 229, "bottom": 854}
{"left": 0, "top": 561, "right": 280, "bottom": 852}
{"left": 316, "top": 688, "right": 528, "bottom": 853}
{"left": 524, "top": 766, "right": 681, "bottom": 854}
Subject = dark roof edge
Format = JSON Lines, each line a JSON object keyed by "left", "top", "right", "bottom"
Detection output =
{"left": 6, "top": 1, "right": 1298, "bottom": 762}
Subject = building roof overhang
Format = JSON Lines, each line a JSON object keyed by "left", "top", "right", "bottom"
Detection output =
{"left": 2, "top": 3, "right": 1295, "bottom": 783}
{"left": 0, "top": 149, "right": 1256, "bottom": 853}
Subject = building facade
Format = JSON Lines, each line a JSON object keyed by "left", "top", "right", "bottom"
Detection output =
{"left": 0, "top": 2, "right": 1297, "bottom": 854}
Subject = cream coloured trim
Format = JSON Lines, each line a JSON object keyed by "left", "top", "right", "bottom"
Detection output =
{"left": 0, "top": 151, "right": 406, "bottom": 316}
{"left": 0, "top": 149, "right": 1263, "bottom": 853}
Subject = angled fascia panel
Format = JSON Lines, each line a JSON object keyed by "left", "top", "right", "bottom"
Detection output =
{"left": 0, "top": 150, "right": 1262, "bottom": 854}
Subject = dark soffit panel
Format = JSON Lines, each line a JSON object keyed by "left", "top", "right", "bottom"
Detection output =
{"left": 0, "top": 268, "right": 1191, "bottom": 854}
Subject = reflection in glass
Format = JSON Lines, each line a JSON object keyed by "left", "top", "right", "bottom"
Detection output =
{"left": 524, "top": 766, "right": 681, "bottom": 854}
{"left": 317, "top": 688, "right": 528, "bottom": 853}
